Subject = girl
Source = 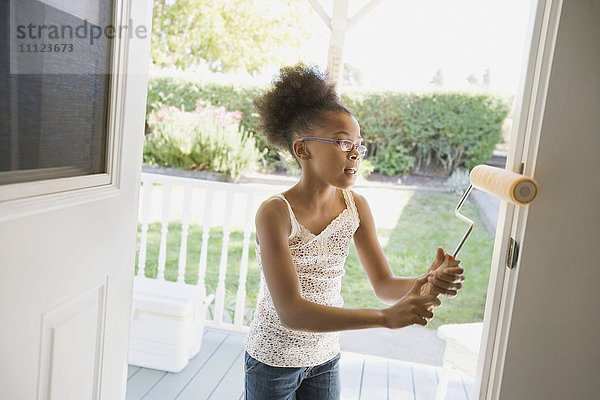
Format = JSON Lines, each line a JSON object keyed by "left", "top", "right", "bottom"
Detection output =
{"left": 243, "top": 63, "right": 465, "bottom": 400}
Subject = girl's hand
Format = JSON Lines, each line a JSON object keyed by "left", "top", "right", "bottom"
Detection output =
{"left": 382, "top": 275, "right": 442, "bottom": 328}
{"left": 426, "top": 247, "right": 465, "bottom": 298}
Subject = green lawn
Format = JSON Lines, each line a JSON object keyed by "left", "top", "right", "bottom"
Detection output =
{"left": 135, "top": 190, "right": 494, "bottom": 329}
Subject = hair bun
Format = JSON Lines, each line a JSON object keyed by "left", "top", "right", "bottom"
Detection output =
{"left": 254, "top": 63, "right": 349, "bottom": 161}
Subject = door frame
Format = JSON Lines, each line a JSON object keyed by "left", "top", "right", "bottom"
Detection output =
{"left": 474, "top": 0, "right": 563, "bottom": 398}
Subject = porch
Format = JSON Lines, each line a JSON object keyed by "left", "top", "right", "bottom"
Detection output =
{"left": 129, "top": 172, "right": 477, "bottom": 399}
{"left": 126, "top": 328, "right": 474, "bottom": 400}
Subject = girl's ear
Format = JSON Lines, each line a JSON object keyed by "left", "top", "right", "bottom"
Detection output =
{"left": 294, "top": 140, "right": 311, "bottom": 160}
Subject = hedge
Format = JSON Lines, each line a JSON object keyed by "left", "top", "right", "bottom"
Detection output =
{"left": 342, "top": 90, "right": 511, "bottom": 175}
{"left": 146, "top": 72, "right": 511, "bottom": 176}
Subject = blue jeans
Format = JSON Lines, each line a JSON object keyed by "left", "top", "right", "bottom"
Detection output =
{"left": 244, "top": 351, "right": 341, "bottom": 400}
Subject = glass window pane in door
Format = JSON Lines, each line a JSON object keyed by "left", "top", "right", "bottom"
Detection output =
{"left": 0, "top": 0, "right": 114, "bottom": 185}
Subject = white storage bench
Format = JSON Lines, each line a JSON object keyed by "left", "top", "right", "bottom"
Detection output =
{"left": 128, "top": 277, "right": 214, "bottom": 373}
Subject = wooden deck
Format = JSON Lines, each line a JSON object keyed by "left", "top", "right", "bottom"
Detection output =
{"left": 127, "top": 328, "right": 474, "bottom": 400}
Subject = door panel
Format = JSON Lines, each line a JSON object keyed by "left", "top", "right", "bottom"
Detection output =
{"left": 38, "top": 279, "right": 106, "bottom": 400}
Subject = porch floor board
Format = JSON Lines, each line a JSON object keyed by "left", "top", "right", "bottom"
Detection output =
{"left": 127, "top": 328, "right": 473, "bottom": 400}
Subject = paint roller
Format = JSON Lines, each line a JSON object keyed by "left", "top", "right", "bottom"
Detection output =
{"left": 422, "top": 164, "right": 538, "bottom": 296}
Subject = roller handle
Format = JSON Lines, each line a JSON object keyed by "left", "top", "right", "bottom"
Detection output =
{"left": 419, "top": 165, "right": 538, "bottom": 308}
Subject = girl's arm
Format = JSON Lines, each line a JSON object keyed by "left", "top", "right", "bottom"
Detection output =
{"left": 255, "top": 197, "right": 440, "bottom": 333}
{"left": 351, "top": 191, "right": 463, "bottom": 304}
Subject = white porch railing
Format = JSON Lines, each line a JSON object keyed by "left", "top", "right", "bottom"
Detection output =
{"left": 136, "top": 172, "right": 281, "bottom": 333}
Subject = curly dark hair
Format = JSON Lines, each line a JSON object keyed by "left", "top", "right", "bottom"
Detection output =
{"left": 253, "top": 63, "right": 352, "bottom": 166}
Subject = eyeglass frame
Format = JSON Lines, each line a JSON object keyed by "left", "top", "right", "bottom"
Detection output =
{"left": 299, "top": 137, "right": 368, "bottom": 158}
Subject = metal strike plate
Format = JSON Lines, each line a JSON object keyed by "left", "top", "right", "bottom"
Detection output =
{"left": 506, "top": 237, "right": 519, "bottom": 269}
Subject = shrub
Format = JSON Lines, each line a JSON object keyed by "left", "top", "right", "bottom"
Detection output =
{"left": 342, "top": 90, "right": 410, "bottom": 161}
{"left": 373, "top": 143, "right": 415, "bottom": 176}
{"left": 444, "top": 167, "right": 471, "bottom": 194}
{"left": 144, "top": 104, "right": 263, "bottom": 180}
{"left": 357, "top": 158, "right": 375, "bottom": 179}
{"left": 146, "top": 73, "right": 281, "bottom": 169}
{"left": 344, "top": 91, "right": 510, "bottom": 176}
{"left": 402, "top": 93, "right": 509, "bottom": 175}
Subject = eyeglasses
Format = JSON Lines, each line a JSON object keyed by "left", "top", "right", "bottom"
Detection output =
{"left": 299, "top": 137, "right": 368, "bottom": 158}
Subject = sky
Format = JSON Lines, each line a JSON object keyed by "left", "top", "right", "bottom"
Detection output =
{"left": 190, "top": 0, "right": 537, "bottom": 97}
{"left": 339, "top": 0, "right": 536, "bottom": 94}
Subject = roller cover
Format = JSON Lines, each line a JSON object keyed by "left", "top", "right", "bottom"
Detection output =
{"left": 470, "top": 165, "right": 538, "bottom": 205}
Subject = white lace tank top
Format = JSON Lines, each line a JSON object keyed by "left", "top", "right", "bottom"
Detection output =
{"left": 243, "top": 188, "right": 360, "bottom": 367}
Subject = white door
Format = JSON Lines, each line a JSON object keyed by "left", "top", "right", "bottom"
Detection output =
{"left": 0, "top": 0, "right": 153, "bottom": 399}
{"left": 476, "top": 0, "right": 600, "bottom": 398}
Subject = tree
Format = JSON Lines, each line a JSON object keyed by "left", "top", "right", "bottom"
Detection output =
{"left": 430, "top": 68, "right": 444, "bottom": 86}
{"left": 343, "top": 63, "right": 364, "bottom": 86}
{"left": 151, "top": 0, "right": 314, "bottom": 74}
{"left": 482, "top": 67, "right": 492, "bottom": 89}
{"left": 466, "top": 73, "right": 480, "bottom": 86}
{"left": 466, "top": 68, "right": 492, "bottom": 89}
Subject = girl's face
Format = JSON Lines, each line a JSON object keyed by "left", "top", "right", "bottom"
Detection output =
{"left": 295, "top": 111, "right": 363, "bottom": 189}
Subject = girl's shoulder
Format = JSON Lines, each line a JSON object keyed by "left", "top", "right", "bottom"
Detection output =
{"left": 256, "top": 194, "right": 290, "bottom": 221}
{"left": 346, "top": 189, "right": 367, "bottom": 211}
{"left": 254, "top": 194, "right": 293, "bottom": 245}
{"left": 346, "top": 189, "right": 373, "bottom": 226}
{"left": 254, "top": 196, "right": 292, "bottom": 246}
